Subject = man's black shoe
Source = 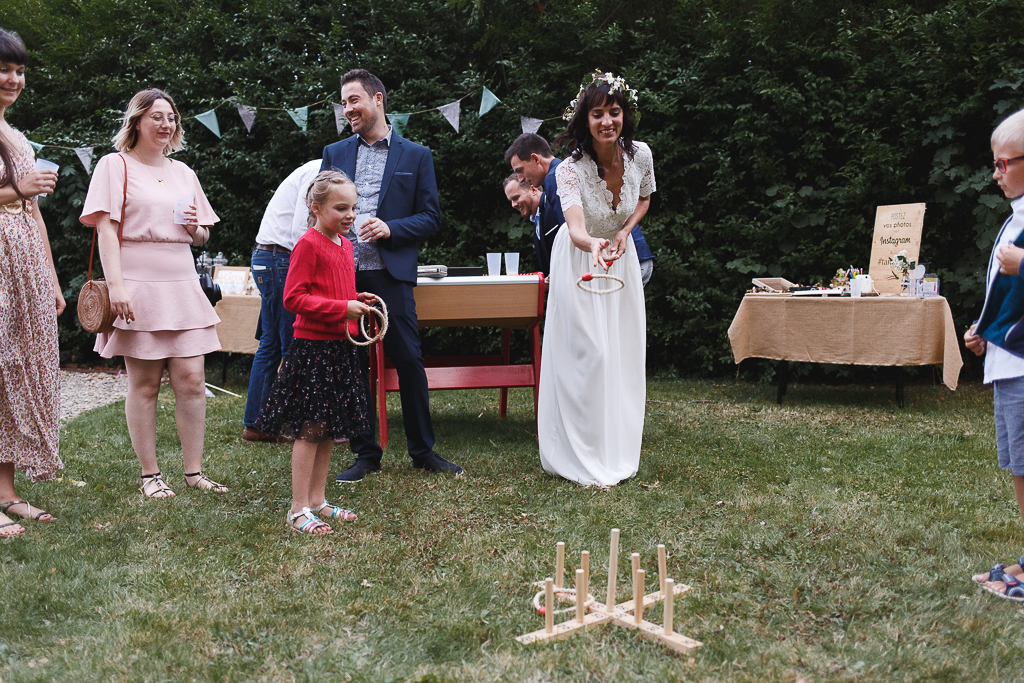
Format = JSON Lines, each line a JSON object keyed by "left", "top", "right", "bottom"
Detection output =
{"left": 412, "top": 452, "right": 463, "bottom": 475}
{"left": 335, "top": 459, "right": 381, "bottom": 483}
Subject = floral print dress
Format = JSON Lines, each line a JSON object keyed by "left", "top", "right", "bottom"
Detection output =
{"left": 0, "top": 130, "right": 62, "bottom": 481}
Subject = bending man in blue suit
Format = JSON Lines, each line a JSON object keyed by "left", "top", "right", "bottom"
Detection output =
{"left": 322, "top": 69, "right": 462, "bottom": 481}
{"left": 505, "top": 133, "right": 655, "bottom": 283}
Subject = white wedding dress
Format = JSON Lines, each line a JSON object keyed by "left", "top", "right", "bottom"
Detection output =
{"left": 538, "top": 142, "right": 655, "bottom": 486}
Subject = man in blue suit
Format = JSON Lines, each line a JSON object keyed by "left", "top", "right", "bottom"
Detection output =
{"left": 322, "top": 69, "right": 462, "bottom": 481}
{"left": 505, "top": 133, "right": 655, "bottom": 283}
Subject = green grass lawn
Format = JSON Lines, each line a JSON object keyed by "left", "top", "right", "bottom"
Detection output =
{"left": 3, "top": 378, "right": 1024, "bottom": 682}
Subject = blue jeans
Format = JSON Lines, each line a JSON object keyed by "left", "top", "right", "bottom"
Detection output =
{"left": 243, "top": 247, "right": 296, "bottom": 428}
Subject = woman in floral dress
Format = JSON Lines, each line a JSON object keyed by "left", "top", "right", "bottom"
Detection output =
{"left": 0, "top": 29, "right": 65, "bottom": 537}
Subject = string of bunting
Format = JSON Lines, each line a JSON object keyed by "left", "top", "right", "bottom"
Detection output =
{"left": 25, "top": 87, "right": 564, "bottom": 174}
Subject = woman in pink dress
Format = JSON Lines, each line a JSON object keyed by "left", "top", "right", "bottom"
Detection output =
{"left": 81, "top": 88, "right": 227, "bottom": 498}
{"left": 0, "top": 28, "right": 64, "bottom": 537}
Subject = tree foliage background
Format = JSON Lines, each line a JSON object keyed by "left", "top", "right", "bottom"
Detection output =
{"left": 3, "top": 0, "right": 1024, "bottom": 378}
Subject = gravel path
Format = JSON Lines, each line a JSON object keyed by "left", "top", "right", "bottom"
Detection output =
{"left": 60, "top": 370, "right": 129, "bottom": 422}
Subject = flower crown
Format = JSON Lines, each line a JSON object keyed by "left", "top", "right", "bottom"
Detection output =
{"left": 562, "top": 70, "right": 640, "bottom": 122}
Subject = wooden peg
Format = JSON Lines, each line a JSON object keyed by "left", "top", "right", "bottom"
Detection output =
{"left": 631, "top": 552, "right": 640, "bottom": 590}
{"left": 606, "top": 529, "right": 620, "bottom": 612}
{"left": 545, "top": 578, "right": 554, "bottom": 634}
{"left": 581, "top": 550, "right": 590, "bottom": 594}
{"left": 663, "top": 578, "right": 674, "bottom": 636}
{"left": 658, "top": 544, "right": 667, "bottom": 596}
{"left": 556, "top": 542, "right": 565, "bottom": 589}
{"left": 634, "top": 569, "right": 645, "bottom": 625}
{"left": 575, "top": 569, "right": 586, "bottom": 624}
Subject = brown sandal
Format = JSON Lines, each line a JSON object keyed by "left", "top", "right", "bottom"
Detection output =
{"left": 0, "top": 499, "right": 54, "bottom": 522}
{"left": 0, "top": 513, "right": 25, "bottom": 537}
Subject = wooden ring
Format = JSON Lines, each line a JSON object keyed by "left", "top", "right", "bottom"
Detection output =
{"left": 576, "top": 273, "right": 625, "bottom": 294}
{"left": 345, "top": 298, "right": 389, "bottom": 346}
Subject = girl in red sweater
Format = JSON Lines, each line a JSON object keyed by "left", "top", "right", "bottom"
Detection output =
{"left": 255, "top": 171, "right": 377, "bottom": 535}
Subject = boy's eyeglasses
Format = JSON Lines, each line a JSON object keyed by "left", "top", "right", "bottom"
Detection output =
{"left": 993, "top": 155, "right": 1024, "bottom": 173}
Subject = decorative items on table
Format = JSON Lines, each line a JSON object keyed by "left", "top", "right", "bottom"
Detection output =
{"left": 889, "top": 249, "right": 917, "bottom": 294}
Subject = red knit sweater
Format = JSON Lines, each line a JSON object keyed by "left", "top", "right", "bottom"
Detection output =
{"left": 283, "top": 229, "right": 359, "bottom": 340}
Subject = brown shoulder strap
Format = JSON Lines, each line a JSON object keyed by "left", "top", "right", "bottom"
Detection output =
{"left": 86, "top": 154, "right": 126, "bottom": 281}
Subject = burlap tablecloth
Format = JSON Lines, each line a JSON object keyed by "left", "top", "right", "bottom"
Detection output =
{"left": 727, "top": 295, "right": 963, "bottom": 390}
{"left": 213, "top": 294, "right": 261, "bottom": 354}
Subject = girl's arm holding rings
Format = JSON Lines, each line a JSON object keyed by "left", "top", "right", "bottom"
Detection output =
{"left": 283, "top": 241, "right": 365, "bottom": 323}
{"left": 96, "top": 213, "right": 134, "bottom": 322}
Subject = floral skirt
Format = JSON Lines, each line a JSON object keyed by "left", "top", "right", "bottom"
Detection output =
{"left": 254, "top": 338, "right": 371, "bottom": 443}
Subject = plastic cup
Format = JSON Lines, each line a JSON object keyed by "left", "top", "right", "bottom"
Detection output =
{"left": 504, "top": 252, "right": 519, "bottom": 276}
{"left": 34, "top": 158, "right": 58, "bottom": 196}
{"left": 173, "top": 193, "right": 195, "bottom": 225}
{"left": 486, "top": 253, "right": 501, "bottom": 276}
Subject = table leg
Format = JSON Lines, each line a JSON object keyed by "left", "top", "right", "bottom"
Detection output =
{"left": 500, "top": 329, "right": 510, "bottom": 418}
{"left": 896, "top": 366, "right": 905, "bottom": 409}
{"left": 776, "top": 360, "right": 788, "bottom": 405}
{"left": 222, "top": 352, "right": 229, "bottom": 385}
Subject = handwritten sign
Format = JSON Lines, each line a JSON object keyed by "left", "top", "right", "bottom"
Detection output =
{"left": 868, "top": 203, "right": 925, "bottom": 294}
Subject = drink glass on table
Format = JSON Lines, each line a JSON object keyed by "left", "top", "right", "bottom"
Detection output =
{"left": 504, "top": 252, "right": 519, "bottom": 276}
{"left": 486, "top": 253, "right": 501, "bottom": 276}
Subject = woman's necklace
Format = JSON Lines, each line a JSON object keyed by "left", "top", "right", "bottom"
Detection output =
{"left": 131, "top": 150, "right": 166, "bottom": 185}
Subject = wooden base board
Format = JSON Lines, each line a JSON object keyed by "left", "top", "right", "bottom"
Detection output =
{"left": 515, "top": 610, "right": 611, "bottom": 644}
{"left": 611, "top": 616, "right": 703, "bottom": 654}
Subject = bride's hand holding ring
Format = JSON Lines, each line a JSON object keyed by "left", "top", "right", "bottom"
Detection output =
{"left": 590, "top": 238, "right": 612, "bottom": 270}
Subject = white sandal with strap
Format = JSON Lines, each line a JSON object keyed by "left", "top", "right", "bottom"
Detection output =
{"left": 183, "top": 471, "right": 228, "bottom": 493}
{"left": 313, "top": 500, "right": 357, "bottom": 522}
{"left": 140, "top": 473, "right": 175, "bottom": 498}
{"left": 287, "top": 507, "right": 333, "bottom": 535}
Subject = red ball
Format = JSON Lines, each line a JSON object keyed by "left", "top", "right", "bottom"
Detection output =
{"left": 538, "top": 606, "right": 546, "bottom": 615}
{"left": 581, "top": 273, "right": 593, "bottom": 282}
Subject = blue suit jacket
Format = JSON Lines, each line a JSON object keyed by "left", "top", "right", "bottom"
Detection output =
{"left": 977, "top": 211, "right": 1024, "bottom": 357}
{"left": 321, "top": 131, "right": 440, "bottom": 285}
{"left": 542, "top": 157, "right": 655, "bottom": 269}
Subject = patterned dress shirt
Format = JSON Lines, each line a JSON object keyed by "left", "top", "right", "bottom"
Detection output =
{"left": 349, "top": 126, "right": 392, "bottom": 271}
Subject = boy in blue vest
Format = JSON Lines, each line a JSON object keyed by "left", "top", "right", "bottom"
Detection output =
{"left": 966, "top": 108, "right": 1024, "bottom": 601}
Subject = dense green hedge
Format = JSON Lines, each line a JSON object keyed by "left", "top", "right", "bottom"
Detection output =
{"left": 5, "top": 0, "right": 1024, "bottom": 377}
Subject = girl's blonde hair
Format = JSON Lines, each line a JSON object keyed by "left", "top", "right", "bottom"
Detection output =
{"left": 112, "top": 88, "right": 186, "bottom": 154}
{"left": 305, "top": 170, "right": 356, "bottom": 227}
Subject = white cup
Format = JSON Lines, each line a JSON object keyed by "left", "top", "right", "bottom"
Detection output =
{"left": 486, "top": 252, "right": 501, "bottom": 276}
{"left": 850, "top": 278, "right": 862, "bottom": 297}
{"left": 34, "top": 158, "right": 59, "bottom": 196}
{"left": 504, "top": 252, "right": 519, "bottom": 276}
{"left": 173, "top": 193, "right": 195, "bottom": 225}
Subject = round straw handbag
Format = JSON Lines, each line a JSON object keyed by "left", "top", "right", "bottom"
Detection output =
{"left": 77, "top": 154, "right": 126, "bottom": 334}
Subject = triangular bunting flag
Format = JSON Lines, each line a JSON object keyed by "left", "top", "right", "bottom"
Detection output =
{"left": 75, "top": 147, "right": 94, "bottom": 174}
{"left": 332, "top": 103, "right": 348, "bottom": 136}
{"left": 27, "top": 140, "right": 44, "bottom": 154}
{"left": 479, "top": 87, "right": 501, "bottom": 117}
{"left": 286, "top": 106, "right": 308, "bottom": 133}
{"left": 237, "top": 104, "right": 256, "bottom": 133}
{"left": 520, "top": 116, "right": 543, "bottom": 135}
{"left": 195, "top": 109, "right": 221, "bottom": 138}
{"left": 387, "top": 113, "right": 410, "bottom": 137}
{"left": 437, "top": 100, "right": 461, "bottom": 133}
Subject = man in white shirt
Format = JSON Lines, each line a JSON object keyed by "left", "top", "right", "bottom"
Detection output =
{"left": 242, "top": 159, "right": 321, "bottom": 442}
{"left": 965, "top": 108, "right": 1024, "bottom": 600}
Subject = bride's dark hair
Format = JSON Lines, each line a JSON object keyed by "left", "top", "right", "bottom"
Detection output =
{"left": 554, "top": 81, "right": 637, "bottom": 166}
{"left": 0, "top": 28, "right": 28, "bottom": 202}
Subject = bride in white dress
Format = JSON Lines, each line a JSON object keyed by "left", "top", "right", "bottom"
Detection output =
{"left": 538, "top": 72, "right": 655, "bottom": 487}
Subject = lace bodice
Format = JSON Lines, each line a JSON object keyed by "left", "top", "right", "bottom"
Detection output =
{"left": 555, "top": 141, "right": 656, "bottom": 239}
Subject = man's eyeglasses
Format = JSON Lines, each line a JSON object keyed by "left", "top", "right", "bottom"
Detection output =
{"left": 147, "top": 113, "right": 178, "bottom": 125}
{"left": 993, "top": 155, "right": 1024, "bottom": 173}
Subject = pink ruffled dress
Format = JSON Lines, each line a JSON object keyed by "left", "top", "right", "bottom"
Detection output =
{"left": 80, "top": 153, "right": 221, "bottom": 359}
